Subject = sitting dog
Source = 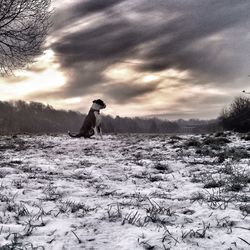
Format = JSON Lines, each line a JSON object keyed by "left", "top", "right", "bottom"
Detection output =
{"left": 68, "top": 99, "right": 106, "bottom": 138}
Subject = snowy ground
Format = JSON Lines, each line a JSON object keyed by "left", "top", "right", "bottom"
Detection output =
{"left": 0, "top": 133, "right": 249, "bottom": 250}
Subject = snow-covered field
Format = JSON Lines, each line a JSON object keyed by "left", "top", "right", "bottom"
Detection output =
{"left": 0, "top": 133, "right": 249, "bottom": 250}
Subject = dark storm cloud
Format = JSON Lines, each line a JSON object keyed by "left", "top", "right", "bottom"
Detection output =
{"left": 103, "top": 82, "right": 160, "bottom": 103}
{"left": 52, "top": 20, "right": 139, "bottom": 66}
{"left": 50, "top": 0, "right": 250, "bottom": 103}
{"left": 52, "top": 0, "right": 125, "bottom": 31}
{"left": 137, "top": 1, "right": 250, "bottom": 80}
{"left": 72, "top": 0, "right": 125, "bottom": 17}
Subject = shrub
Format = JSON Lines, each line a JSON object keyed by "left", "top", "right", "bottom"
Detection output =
{"left": 220, "top": 96, "right": 250, "bottom": 132}
{"left": 185, "top": 138, "right": 201, "bottom": 147}
{"left": 241, "top": 132, "right": 250, "bottom": 141}
{"left": 214, "top": 131, "right": 226, "bottom": 137}
{"left": 203, "top": 137, "right": 231, "bottom": 145}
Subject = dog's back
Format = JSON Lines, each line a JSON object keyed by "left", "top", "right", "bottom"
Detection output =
{"left": 79, "top": 109, "right": 96, "bottom": 136}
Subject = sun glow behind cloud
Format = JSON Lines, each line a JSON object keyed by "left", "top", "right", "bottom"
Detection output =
{"left": 102, "top": 62, "right": 229, "bottom": 118}
{"left": 0, "top": 50, "right": 66, "bottom": 101}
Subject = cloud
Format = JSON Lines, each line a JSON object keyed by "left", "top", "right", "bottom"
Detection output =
{"left": 103, "top": 81, "right": 160, "bottom": 103}
{"left": 136, "top": 1, "right": 250, "bottom": 79}
{"left": 52, "top": 0, "right": 126, "bottom": 31}
{"left": 47, "top": 0, "right": 250, "bottom": 117}
{"left": 2, "top": 75, "right": 29, "bottom": 84}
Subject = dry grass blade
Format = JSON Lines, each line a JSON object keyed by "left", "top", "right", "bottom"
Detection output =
{"left": 238, "top": 237, "right": 250, "bottom": 246}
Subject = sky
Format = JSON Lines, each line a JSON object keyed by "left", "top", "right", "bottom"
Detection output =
{"left": 1, "top": 0, "right": 250, "bottom": 119}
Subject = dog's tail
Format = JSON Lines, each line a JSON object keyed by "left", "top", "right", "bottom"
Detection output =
{"left": 68, "top": 131, "right": 82, "bottom": 138}
{"left": 68, "top": 129, "right": 95, "bottom": 138}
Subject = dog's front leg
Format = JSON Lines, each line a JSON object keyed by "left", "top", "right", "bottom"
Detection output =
{"left": 99, "top": 126, "right": 103, "bottom": 139}
{"left": 93, "top": 127, "right": 98, "bottom": 137}
{"left": 93, "top": 126, "right": 103, "bottom": 139}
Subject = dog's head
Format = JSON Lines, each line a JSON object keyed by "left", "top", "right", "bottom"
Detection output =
{"left": 92, "top": 99, "right": 106, "bottom": 110}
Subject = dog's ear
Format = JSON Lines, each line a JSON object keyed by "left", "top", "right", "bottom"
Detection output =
{"left": 93, "top": 99, "right": 106, "bottom": 107}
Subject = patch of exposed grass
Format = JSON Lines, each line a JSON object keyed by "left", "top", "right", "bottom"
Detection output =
{"left": 203, "top": 179, "right": 225, "bottom": 189}
{"left": 154, "top": 162, "right": 172, "bottom": 173}
{"left": 203, "top": 136, "right": 231, "bottom": 146}
{"left": 226, "top": 171, "right": 249, "bottom": 192}
{"left": 42, "top": 185, "right": 63, "bottom": 201}
{"left": 58, "top": 200, "right": 93, "bottom": 217}
{"left": 190, "top": 174, "right": 203, "bottom": 183}
{"left": 181, "top": 221, "right": 211, "bottom": 240}
{"left": 239, "top": 204, "right": 250, "bottom": 216}
{"left": 184, "top": 138, "right": 201, "bottom": 148}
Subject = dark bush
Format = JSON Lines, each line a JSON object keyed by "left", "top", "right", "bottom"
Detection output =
{"left": 220, "top": 96, "right": 250, "bottom": 132}
{"left": 214, "top": 131, "right": 226, "bottom": 137}
{"left": 241, "top": 132, "right": 250, "bottom": 141}
{"left": 203, "top": 136, "right": 231, "bottom": 145}
{"left": 185, "top": 138, "right": 201, "bottom": 147}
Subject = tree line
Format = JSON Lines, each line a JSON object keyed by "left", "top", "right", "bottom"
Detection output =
{"left": 0, "top": 100, "right": 83, "bottom": 134}
{"left": 0, "top": 100, "right": 220, "bottom": 135}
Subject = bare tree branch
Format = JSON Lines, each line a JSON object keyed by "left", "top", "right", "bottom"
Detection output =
{"left": 0, "top": 0, "right": 51, "bottom": 75}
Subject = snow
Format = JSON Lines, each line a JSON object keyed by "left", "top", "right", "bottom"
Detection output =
{"left": 0, "top": 133, "right": 249, "bottom": 249}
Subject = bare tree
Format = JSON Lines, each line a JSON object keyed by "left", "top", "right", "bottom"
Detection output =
{"left": 220, "top": 96, "right": 250, "bottom": 132}
{"left": 0, "top": 0, "right": 51, "bottom": 75}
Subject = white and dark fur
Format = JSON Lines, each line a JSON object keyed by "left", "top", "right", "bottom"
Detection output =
{"left": 68, "top": 99, "right": 106, "bottom": 138}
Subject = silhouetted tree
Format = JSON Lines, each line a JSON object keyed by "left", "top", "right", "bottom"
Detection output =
{"left": 220, "top": 96, "right": 250, "bottom": 132}
{"left": 0, "top": 0, "right": 51, "bottom": 74}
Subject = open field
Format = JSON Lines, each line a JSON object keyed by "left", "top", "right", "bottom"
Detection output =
{"left": 0, "top": 133, "right": 249, "bottom": 250}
